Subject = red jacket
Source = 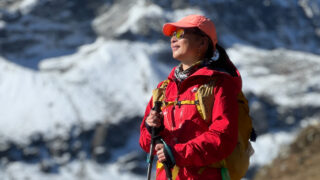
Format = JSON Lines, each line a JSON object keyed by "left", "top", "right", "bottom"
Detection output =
{"left": 140, "top": 63, "right": 242, "bottom": 180}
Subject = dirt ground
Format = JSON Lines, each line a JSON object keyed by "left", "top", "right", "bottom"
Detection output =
{"left": 253, "top": 123, "right": 320, "bottom": 180}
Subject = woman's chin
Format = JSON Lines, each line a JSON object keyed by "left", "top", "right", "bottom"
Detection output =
{"left": 172, "top": 52, "right": 182, "bottom": 61}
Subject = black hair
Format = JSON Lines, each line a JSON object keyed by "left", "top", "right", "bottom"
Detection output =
{"left": 204, "top": 37, "right": 214, "bottom": 59}
{"left": 209, "top": 44, "right": 238, "bottom": 77}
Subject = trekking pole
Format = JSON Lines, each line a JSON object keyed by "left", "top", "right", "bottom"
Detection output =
{"left": 147, "top": 101, "right": 162, "bottom": 180}
{"left": 163, "top": 157, "right": 173, "bottom": 180}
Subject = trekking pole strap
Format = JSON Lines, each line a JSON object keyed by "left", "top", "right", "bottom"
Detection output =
{"left": 160, "top": 139, "right": 176, "bottom": 165}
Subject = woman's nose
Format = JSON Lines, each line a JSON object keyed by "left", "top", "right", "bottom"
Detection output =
{"left": 171, "top": 36, "right": 177, "bottom": 43}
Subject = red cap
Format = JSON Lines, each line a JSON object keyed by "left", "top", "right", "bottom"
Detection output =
{"left": 163, "top": 14, "right": 218, "bottom": 47}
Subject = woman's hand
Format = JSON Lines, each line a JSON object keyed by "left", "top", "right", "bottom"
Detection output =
{"left": 155, "top": 143, "right": 166, "bottom": 162}
{"left": 145, "top": 110, "right": 163, "bottom": 128}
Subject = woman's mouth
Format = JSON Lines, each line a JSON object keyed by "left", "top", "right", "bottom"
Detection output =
{"left": 171, "top": 45, "right": 179, "bottom": 51}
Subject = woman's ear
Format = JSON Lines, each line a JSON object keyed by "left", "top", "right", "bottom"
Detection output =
{"left": 200, "top": 37, "right": 209, "bottom": 51}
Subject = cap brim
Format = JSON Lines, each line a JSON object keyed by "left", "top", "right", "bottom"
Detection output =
{"left": 162, "top": 22, "right": 197, "bottom": 36}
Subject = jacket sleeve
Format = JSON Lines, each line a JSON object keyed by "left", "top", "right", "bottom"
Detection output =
{"left": 139, "top": 97, "right": 153, "bottom": 153}
{"left": 172, "top": 75, "right": 239, "bottom": 167}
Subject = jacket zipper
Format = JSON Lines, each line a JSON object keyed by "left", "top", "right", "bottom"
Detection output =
{"left": 171, "top": 79, "right": 182, "bottom": 130}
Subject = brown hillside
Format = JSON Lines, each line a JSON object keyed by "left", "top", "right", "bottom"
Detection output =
{"left": 253, "top": 123, "right": 320, "bottom": 180}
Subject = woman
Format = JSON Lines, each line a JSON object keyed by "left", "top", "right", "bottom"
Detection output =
{"left": 139, "top": 14, "right": 242, "bottom": 180}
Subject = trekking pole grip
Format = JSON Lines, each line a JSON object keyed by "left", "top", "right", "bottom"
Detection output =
{"left": 153, "top": 101, "right": 162, "bottom": 139}
{"left": 152, "top": 101, "right": 162, "bottom": 137}
{"left": 154, "top": 101, "right": 162, "bottom": 113}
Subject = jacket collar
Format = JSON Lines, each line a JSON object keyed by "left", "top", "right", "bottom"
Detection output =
{"left": 168, "top": 66, "right": 216, "bottom": 81}
{"left": 167, "top": 64, "right": 242, "bottom": 94}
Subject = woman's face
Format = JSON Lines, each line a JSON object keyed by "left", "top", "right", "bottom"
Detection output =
{"left": 170, "top": 29, "right": 204, "bottom": 64}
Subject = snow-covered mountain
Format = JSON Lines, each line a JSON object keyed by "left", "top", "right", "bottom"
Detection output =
{"left": 1, "top": 0, "right": 320, "bottom": 179}
{"left": 2, "top": 0, "right": 320, "bottom": 69}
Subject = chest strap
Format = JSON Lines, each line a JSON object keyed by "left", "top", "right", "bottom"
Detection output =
{"left": 163, "top": 100, "right": 199, "bottom": 107}
{"left": 161, "top": 93, "right": 204, "bottom": 120}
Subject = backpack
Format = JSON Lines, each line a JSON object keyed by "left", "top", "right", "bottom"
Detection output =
{"left": 152, "top": 77, "right": 256, "bottom": 180}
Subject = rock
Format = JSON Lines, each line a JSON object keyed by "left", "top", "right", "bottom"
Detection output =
{"left": 22, "top": 146, "right": 40, "bottom": 163}
{"left": 5, "top": 142, "right": 23, "bottom": 162}
{"left": 117, "top": 151, "right": 146, "bottom": 175}
{"left": 246, "top": 92, "right": 279, "bottom": 134}
{"left": 40, "top": 159, "right": 59, "bottom": 173}
{"left": 0, "top": 0, "right": 103, "bottom": 68}
{"left": 92, "top": 146, "right": 110, "bottom": 164}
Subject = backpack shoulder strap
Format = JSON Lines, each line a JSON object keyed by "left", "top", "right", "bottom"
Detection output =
{"left": 159, "top": 79, "right": 170, "bottom": 89}
{"left": 195, "top": 76, "right": 217, "bottom": 122}
{"left": 152, "top": 79, "right": 170, "bottom": 107}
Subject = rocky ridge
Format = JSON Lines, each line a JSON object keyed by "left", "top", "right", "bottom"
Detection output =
{"left": 253, "top": 122, "right": 320, "bottom": 180}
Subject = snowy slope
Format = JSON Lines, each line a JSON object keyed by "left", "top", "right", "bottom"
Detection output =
{"left": 0, "top": 38, "right": 172, "bottom": 143}
{"left": 0, "top": 57, "right": 76, "bottom": 142}
{"left": 229, "top": 45, "right": 320, "bottom": 108}
{"left": 0, "top": 161, "right": 145, "bottom": 180}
